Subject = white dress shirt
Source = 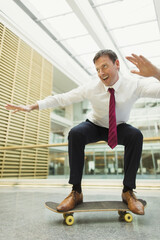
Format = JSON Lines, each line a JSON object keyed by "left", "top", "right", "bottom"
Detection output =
{"left": 37, "top": 76, "right": 160, "bottom": 128}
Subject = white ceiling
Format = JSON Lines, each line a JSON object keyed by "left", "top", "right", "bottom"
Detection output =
{"left": 1, "top": 0, "right": 160, "bottom": 85}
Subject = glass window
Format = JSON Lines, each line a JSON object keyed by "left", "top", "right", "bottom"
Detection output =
{"left": 95, "top": 151, "right": 105, "bottom": 174}
{"left": 105, "top": 151, "right": 116, "bottom": 174}
{"left": 49, "top": 151, "right": 66, "bottom": 175}
{"left": 117, "top": 151, "right": 124, "bottom": 174}
{"left": 53, "top": 107, "right": 65, "bottom": 118}
{"left": 84, "top": 153, "right": 95, "bottom": 175}
{"left": 141, "top": 150, "right": 155, "bottom": 174}
{"left": 153, "top": 152, "right": 160, "bottom": 174}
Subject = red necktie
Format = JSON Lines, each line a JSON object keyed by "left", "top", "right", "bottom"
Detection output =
{"left": 108, "top": 88, "right": 117, "bottom": 149}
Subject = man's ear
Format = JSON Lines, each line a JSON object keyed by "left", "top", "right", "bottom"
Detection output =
{"left": 115, "top": 59, "right": 120, "bottom": 71}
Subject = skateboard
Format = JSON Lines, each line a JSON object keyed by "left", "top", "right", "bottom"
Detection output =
{"left": 45, "top": 199, "right": 146, "bottom": 226}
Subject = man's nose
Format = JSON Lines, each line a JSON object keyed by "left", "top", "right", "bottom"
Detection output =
{"left": 99, "top": 69, "right": 104, "bottom": 75}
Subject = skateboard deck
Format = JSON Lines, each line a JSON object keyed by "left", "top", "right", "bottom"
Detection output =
{"left": 45, "top": 199, "right": 147, "bottom": 226}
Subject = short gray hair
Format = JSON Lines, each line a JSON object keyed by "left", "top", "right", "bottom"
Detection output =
{"left": 93, "top": 49, "right": 118, "bottom": 64}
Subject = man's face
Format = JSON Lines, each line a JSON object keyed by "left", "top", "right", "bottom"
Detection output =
{"left": 95, "top": 55, "right": 120, "bottom": 86}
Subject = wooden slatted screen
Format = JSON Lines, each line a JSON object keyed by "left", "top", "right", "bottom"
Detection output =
{"left": 0, "top": 23, "right": 53, "bottom": 178}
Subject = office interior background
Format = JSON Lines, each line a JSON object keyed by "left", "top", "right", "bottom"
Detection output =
{"left": 0, "top": 0, "right": 160, "bottom": 180}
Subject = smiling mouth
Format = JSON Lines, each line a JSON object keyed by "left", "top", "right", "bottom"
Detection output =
{"left": 102, "top": 75, "right": 109, "bottom": 80}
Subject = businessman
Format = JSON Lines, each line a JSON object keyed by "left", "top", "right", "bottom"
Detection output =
{"left": 5, "top": 51, "right": 160, "bottom": 215}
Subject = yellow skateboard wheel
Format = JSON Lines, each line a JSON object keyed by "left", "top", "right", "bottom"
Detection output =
{"left": 124, "top": 213, "right": 133, "bottom": 223}
{"left": 65, "top": 215, "right": 74, "bottom": 226}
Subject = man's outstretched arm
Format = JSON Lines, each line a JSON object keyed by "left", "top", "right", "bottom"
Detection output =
{"left": 126, "top": 54, "right": 160, "bottom": 81}
{"left": 5, "top": 82, "right": 88, "bottom": 113}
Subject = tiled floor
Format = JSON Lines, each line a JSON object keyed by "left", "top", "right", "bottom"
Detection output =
{"left": 0, "top": 186, "right": 159, "bottom": 240}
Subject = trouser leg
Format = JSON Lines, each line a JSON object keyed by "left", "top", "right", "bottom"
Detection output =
{"left": 68, "top": 120, "right": 107, "bottom": 185}
{"left": 117, "top": 123, "right": 143, "bottom": 190}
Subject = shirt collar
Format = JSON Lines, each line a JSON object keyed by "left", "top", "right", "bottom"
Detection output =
{"left": 104, "top": 76, "right": 122, "bottom": 92}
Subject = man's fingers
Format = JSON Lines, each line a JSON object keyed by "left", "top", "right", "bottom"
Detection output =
{"left": 5, "top": 104, "right": 18, "bottom": 110}
{"left": 131, "top": 53, "right": 139, "bottom": 59}
{"left": 126, "top": 54, "right": 146, "bottom": 68}
{"left": 5, "top": 104, "right": 31, "bottom": 112}
{"left": 126, "top": 54, "right": 154, "bottom": 77}
{"left": 5, "top": 104, "right": 25, "bottom": 111}
{"left": 126, "top": 56, "right": 138, "bottom": 66}
{"left": 131, "top": 54, "right": 145, "bottom": 65}
{"left": 5, "top": 104, "right": 12, "bottom": 109}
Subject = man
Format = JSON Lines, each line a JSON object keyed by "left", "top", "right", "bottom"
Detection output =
{"left": 5, "top": 50, "right": 160, "bottom": 215}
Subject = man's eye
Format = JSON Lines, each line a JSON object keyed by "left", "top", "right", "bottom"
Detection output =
{"left": 104, "top": 65, "right": 107, "bottom": 68}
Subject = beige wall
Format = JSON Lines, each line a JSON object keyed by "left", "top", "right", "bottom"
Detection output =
{"left": 0, "top": 22, "right": 53, "bottom": 178}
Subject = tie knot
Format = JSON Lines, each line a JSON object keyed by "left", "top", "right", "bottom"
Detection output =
{"left": 108, "top": 88, "right": 114, "bottom": 94}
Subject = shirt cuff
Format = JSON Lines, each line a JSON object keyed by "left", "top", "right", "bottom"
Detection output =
{"left": 37, "top": 100, "right": 46, "bottom": 110}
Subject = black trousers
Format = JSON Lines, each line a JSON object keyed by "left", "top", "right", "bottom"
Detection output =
{"left": 68, "top": 119, "right": 143, "bottom": 190}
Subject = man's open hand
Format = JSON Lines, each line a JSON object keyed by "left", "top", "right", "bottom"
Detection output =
{"left": 5, "top": 104, "right": 32, "bottom": 113}
{"left": 126, "top": 54, "right": 160, "bottom": 80}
